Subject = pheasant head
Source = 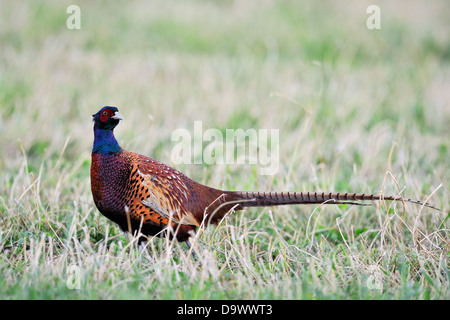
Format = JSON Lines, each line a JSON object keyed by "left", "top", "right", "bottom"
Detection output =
{"left": 92, "top": 106, "right": 124, "bottom": 154}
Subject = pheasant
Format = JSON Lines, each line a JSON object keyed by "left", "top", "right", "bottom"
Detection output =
{"left": 90, "top": 106, "right": 443, "bottom": 243}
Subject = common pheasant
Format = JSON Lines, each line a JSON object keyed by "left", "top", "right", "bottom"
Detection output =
{"left": 90, "top": 106, "right": 442, "bottom": 243}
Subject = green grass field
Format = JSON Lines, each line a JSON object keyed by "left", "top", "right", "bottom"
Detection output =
{"left": 0, "top": 0, "right": 449, "bottom": 299}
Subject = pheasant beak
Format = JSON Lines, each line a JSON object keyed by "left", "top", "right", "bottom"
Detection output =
{"left": 112, "top": 111, "right": 124, "bottom": 121}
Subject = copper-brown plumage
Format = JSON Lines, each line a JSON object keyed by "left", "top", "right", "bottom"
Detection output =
{"left": 90, "top": 106, "right": 443, "bottom": 243}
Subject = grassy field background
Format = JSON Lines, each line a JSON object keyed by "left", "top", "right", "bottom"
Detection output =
{"left": 0, "top": 0, "right": 449, "bottom": 299}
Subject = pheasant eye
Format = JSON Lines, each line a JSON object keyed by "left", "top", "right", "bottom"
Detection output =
{"left": 100, "top": 110, "right": 110, "bottom": 122}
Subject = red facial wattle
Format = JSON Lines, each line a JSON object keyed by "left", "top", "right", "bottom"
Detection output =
{"left": 100, "top": 109, "right": 113, "bottom": 122}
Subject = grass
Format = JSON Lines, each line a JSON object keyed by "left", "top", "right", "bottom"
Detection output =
{"left": 0, "top": 0, "right": 449, "bottom": 299}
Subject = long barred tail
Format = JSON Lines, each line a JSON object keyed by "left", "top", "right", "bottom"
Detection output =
{"left": 228, "top": 191, "right": 443, "bottom": 212}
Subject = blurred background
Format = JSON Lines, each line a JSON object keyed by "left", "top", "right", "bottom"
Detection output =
{"left": 0, "top": 0, "right": 449, "bottom": 300}
{"left": 1, "top": 1, "right": 449, "bottom": 186}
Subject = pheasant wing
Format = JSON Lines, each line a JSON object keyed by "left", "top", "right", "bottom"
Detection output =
{"left": 132, "top": 155, "right": 202, "bottom": 227}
